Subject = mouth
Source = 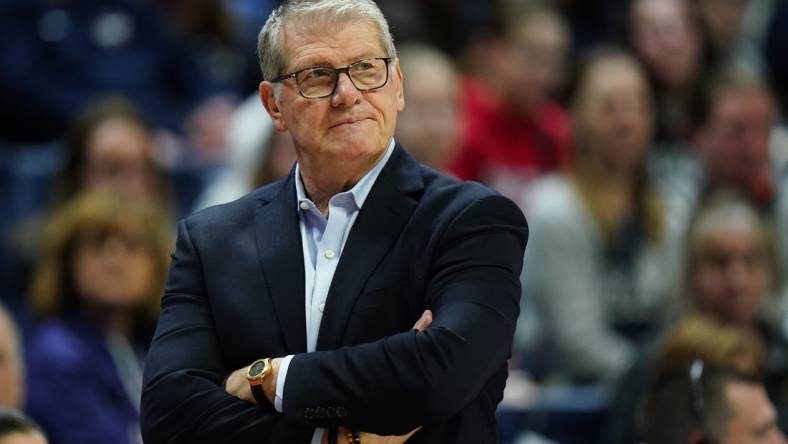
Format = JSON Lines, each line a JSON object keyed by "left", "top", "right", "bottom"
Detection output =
{"left": 330, "top": 116, "right": 371, "bottom": 129}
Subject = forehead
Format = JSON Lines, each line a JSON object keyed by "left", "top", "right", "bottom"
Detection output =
{"left": 725, "top": 381, "right": 775, "bottom": 425}
{"left": 585, "top": 61, "right": 647, "bottom": 99}
{"left": 713, "top": 88, "right": 774, "bottom": 118}
{"left": 634, "top": 0, "right": 686, "bottom": 23}
{"left": 281, "top": 18, "right": 385, "bottom": 70}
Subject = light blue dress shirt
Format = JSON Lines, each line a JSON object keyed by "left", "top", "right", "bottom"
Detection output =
{"left": 274, "top": 139, "right": 396, "bottom": 443}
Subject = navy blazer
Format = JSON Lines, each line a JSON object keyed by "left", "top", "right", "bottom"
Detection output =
{"left": 141, "top": 145, "right": 528, "bottom": 443}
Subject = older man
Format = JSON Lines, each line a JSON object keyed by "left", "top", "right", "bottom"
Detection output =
{"left": 140, "top": 1, "right": 528, "bottom": 443}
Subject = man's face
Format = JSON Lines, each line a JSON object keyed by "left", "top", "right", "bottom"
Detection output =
{"left": 719, "top": 381, "right": 786, "bottom": 444}
{"left": 259, "top": 20, "right": 404, "bottom": 165}
{"left": 691, "top": 227, "right": 771, "bottom": 326}
{"left": 696, "top": 88, "right": 775, "bottom": 190}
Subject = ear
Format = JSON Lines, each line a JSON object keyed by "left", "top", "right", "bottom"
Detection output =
{"left": 393, "top": 58, "right": 405, "bottom": 112}
{"left": 259, "top": 81, "right": 288, "bottom": 132}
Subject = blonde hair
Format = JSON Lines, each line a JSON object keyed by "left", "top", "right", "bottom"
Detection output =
{"left": 654, "top": 314, "right": 766, "bottom": 378}
{"left": 29, "top": 190, "right": 172, "bottom": 324}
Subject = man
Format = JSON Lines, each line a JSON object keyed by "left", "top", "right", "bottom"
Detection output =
{"left": 642, "top": 361, "right": 786, "bottom": 444}
{"left": 140, "top": 1, "right": 528, "bottom": 443}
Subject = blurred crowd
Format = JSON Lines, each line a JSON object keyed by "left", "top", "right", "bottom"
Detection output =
{"left": 2, "top": 0, "right": 788, "bottom": 443}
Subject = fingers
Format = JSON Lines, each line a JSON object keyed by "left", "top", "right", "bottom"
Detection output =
{"left": 412, "top": 310, "right": 433, "bottom": 332}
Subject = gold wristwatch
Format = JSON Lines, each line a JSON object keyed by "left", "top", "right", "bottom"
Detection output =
{"left": 246, "top": 358, "right": 273, "bottom": 405}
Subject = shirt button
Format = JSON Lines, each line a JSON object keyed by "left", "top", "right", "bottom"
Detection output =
{"left": 299, "top": 201, "right": 309, "bottom": 210}
{"left": 319, "top": 303, "right": 325, "bottom": 312}
{"left": 324, "top": 249, "right": 335, "bottom": 259}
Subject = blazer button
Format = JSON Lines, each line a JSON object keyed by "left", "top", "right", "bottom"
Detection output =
{"left": 326, "top": 406, "right": 337, "bottom": 419}
{"left": 336, "top": 406, "right": 348, "bottom": 418}
{"left": 315, "top": 406, "right": 325, "bottom": 419}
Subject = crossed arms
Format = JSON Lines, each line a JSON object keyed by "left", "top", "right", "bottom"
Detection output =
{"left": 140, "top": 195, "right": 528, "bottom": 443}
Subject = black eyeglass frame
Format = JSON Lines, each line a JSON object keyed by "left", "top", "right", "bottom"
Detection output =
{"left": 270, "top": 57, "right": 393, "bottom": 99}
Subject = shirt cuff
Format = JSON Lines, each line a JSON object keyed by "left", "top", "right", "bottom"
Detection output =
{"left": 311, "top": 428, "right": 326, "bottom": 444}
{"left": 274, "top": 354, "right": 294, "bottom": 413}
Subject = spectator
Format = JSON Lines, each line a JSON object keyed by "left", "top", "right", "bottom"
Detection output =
{"left": 25, "top": 190, "right": 171, "bottom": 444}
{"left": 53, "top": 96, "right": 168, "bottom": 207}
{"left": 0, "top": 407, "right": 47, "bottom": 444}
{"left": 4, "top": 97, "right": 172, "bottom": 315}
{"left": 642, "top": 360, "right": 785, "bottom": 444}
{"left": 605, "top": 193, "right": 788, "bottom": 443}
{"left": 451, "top": 5, "right": 572, "bottom": 204}
{"left": 628, "top": 0, "right": 711, "bottom": 145}
{"left": 661, "top": 65, "right": 788, "bottom": 288}
{"left": 395, "top": 43, "right": 461, "bottom": 173}
{"left": 690, "top": 66, "right": 780, "bottom": 210}
{"left": 520, "top": 48, "right": 682, "bottom": 385}
{"left": 686, "top": 193, "right": 778, "bottom": 329}
{"left": 0, "top": 304, "right": 24, "bottom": 409}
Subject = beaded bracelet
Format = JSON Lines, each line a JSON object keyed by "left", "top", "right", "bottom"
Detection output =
{"left": 346, "top": 429, "right": 361, "bottom": 444}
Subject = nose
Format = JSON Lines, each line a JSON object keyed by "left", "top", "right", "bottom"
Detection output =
{"left": 331, "top": 72, "right": 362, "bottom": 107}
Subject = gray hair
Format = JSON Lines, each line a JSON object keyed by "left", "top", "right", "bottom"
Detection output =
{"left": 257, "top": 0, "right": 397, "bottom": 81}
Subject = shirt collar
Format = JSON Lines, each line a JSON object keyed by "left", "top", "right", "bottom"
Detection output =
{"left": 295, "top": 138, "right": 395, "bottom": 211}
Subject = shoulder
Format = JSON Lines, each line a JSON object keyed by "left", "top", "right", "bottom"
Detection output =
{"left": 181, "top": 178, "right": 287, "bottom": 233}
{"left": 421, "top": 165, "right": 523, "bottom": 219}
{"left": 28, "top": 319, "right": 98, "bottom": 372}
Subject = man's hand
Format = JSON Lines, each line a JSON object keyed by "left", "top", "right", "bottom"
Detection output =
{"left": 412, "top": 309, "right": 432, "bottom": 332}
{"left": 223, "top": 358, "right": 281, "bottom": 404}
{"left": 224, "top": 308, "right": 432, "bottom": 437}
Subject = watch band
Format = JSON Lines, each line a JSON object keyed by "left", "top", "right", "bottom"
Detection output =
{"left": 250, "top": 381, "right": 269, "bottom": 406}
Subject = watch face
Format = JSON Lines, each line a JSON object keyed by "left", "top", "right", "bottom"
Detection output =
{"left": 250, "top": 361, "right": 267, "bottom": 377}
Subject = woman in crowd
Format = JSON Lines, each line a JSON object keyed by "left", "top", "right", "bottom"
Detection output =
{"left": 519, "top": 47, "right": 682, "bottom": 385}
{"left": 627, "top": 0, "right": 710, "bottom": 145}
{"left": 53, "top": 96, "right": 168, "bottom": 206}
{"left": 25, "top": 190, "right": 171, "bottom": 444}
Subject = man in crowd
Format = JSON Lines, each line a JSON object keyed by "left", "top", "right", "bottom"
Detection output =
{"left": 642, "top": 361, "right": 786, "bottom": 444}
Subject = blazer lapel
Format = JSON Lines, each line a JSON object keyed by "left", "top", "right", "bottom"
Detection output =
{"left": 316, "top": 146, "right": 424, "bottom": 350}
{"left": 254, "top": 172, "right": 308, "bottom": 354}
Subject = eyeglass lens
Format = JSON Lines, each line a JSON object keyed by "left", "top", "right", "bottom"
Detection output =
{"left": 296, "top": 58, "right": 388, "bottom": 98}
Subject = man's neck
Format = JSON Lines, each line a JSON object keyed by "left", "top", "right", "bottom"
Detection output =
{"left": 298, "top": 149, "right": 387, "bottom": 215}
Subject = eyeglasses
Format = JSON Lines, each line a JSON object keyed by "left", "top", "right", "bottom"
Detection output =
{"left": 689, "top": 360, "right": 718, "bottom": 444}
{"left": 271, "top": 57, "right": 392, "bottom": 99}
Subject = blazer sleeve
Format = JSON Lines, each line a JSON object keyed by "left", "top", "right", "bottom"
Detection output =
{"left": 140, "top": 220, "right": 313, "bottom": 444}
{"left": 281, "top": 194, "right": 528, "bottom": 435}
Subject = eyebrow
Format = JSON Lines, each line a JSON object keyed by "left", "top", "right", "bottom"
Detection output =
{"left": 289, "top": 54, "right": 385, "bottom": 72}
